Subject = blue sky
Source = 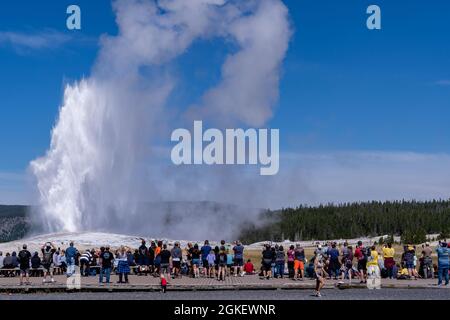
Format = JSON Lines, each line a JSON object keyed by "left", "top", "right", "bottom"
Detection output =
{"left": 1, "top": 0, "right": 450, "bottom": 204}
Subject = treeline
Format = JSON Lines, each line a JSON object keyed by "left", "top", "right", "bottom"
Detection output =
{"left": 239, "top": 200, "right": 450, "bottom": 244}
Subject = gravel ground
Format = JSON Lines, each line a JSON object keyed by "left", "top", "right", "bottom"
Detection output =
{"left": 1, "top": 288, "right": 449, "bottom": 300}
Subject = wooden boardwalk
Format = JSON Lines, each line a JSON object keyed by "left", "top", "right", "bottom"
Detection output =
{"left": 0, "top": 274, "right": 446, "bottom": 293}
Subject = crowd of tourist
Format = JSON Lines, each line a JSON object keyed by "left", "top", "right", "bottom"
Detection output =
{"left": 0, "top": 237, "right": 448, "bottom": 296}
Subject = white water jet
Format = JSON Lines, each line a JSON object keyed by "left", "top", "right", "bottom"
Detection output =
{"left": 29, "top": 0, "right": 291, "bottom": 237}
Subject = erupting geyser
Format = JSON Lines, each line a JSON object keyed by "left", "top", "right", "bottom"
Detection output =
{"left": 29, "top": 0, "right": 291, "bottom": 237}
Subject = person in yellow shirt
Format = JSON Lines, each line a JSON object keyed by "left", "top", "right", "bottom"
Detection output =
{"left": 382, "top": 243, "right": 395, "bottom": 279}
{"left": 366, "top": 245, "right": 381, "bottom": 289}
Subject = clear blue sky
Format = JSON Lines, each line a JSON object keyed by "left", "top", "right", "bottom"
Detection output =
{"left": 1, "top": 0, "right": 450, "bottom": 203}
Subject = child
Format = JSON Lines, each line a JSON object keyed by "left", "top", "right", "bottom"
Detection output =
{"left": 160, "top": 274, "right": 167, "bottom": 293}
{"left": 207, "top": 250, "right": 216, "bottom": 278}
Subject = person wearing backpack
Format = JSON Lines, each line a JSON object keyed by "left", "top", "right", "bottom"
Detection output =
{"left": 18, "top": 244, "right": 31, "bottom": 286}
{"left": 41, "top": 242, "right": 57, "bottom": 283}
{"left": 354, "top": 241, "right": 367, "bottom": 284}
{"left": 65, "top": 242, "right": 78, "bottom": 277}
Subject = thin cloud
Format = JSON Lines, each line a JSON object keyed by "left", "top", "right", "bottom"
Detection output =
{"left": 434, "top": 80, "right": 450, "bottom": 87}
{"left": 0, "top": 30, "right": 72, "bottom": 50}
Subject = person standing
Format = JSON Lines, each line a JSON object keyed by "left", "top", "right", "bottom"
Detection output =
{"left": 116, "top": 246, "right": 130, "bottom": 283}
{"left": 160, "top": 244, "right": 171, "bottom": 278}
{"left": 382, "top": 243, "right": 395, "bottom": 279}
{"left": 261, "top": 244, "right": 274, "bottom": 280}
{"left": 275, "top": 245, "right": 285, "bottom": 278}
{"left": 41, "top": 242, "right": 57, "bottom": 283}
{"left": 436, "top": 241, "right": 449, "bottom": 286}
{"left": 233, "top": 241, "right": 245, "bottom": 277}
{"left": 217, "top": 247, "right": 227, "bottom": 281}
{"left": 171, "top": 242, "right": 182, "bottom": 279}
{"left": 293, "top": 244, "right": 305, "bottom": 280}
{"left": 421, "top": 242, "right": 434, "bottom": 279}
{"left": 287, "top": 245, "right": 295, "bottom": 278}
{"left": 201, "top": 240, "right": 211, "bottom": 277}
{"left": 328, "top": 243, "right": 341, "bottom": 280}
{"left": 404, "top": 245, "right": 417, "bottom": 279}
{"left": 355, "top": 241, "right": 367, "bottom": 283}
{"left": 65, "top": 242, "right": 78, "bottom": 277}
{"left": 18, "top": 244, "right": 31, "bottom": 286}
{"left": 314, "top": 248, "right": 325, "bottom": 297}
{"left": 99, "top": 246, "right": 114, "bottom": 284}
{"left": 366, "top": 245, "right": 381, "bottom": 289}
{"left": 138, "top": 239, "right": 149, "bottom": 273}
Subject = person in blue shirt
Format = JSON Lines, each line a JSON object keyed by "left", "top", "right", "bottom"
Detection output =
{"left": 65, "top": 242, "right": 78, "bottom": 277}
{"left": 233, "top": 241, "right": 245, "bottom": 277}
{"left": 436, "top": 241, "right": 449, "bottom": 286}
{"left": 200, "top": 240, "right": 212, "bottom": 277}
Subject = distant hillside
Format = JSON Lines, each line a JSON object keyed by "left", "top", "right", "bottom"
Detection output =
{"left": 0, "top": 205, "right": 31, "bottom": 242}
{"left": 238, "top": 200, "right": 450, "bottom": 244}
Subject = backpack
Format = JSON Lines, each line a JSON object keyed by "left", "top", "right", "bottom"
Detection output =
{"left": 43, "top": 250, "right": 53, "bottom": 263}
{"left": 18, "top": 250, "right": 29, "bottom": 263}
{"left": 276, "top": 250, "right": 284, "bottom": 261}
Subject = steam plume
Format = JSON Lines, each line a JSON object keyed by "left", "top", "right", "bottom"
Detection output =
{"left": 30, "top": 0, "right": 291, "bottom": 239}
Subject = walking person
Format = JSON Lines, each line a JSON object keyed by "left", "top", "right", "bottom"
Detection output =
{"left": 99, "top": 246, "right": 114, "bottom": 284}
{"left": 328, "top": 242, "right": 341, "bottom": 280}
{"left": 65, "top": 242, "right": 78, "bottom": 277}
{"left": 17, "top": 244, "right": 31, "bottom": 286}
{"left": 116, "top": 246, "right": 130, "bottom": 283}
{"left": 41, "top": 242, "right": 57, "bottom": 283}
{"left": 160, "top": 274, "right": 167, "bottom": 293}
{"left": 436, "top": 241, "right": 449, "bottom": 286}
{"left": 340, "top": 245, "right": 354, "bottom": 283}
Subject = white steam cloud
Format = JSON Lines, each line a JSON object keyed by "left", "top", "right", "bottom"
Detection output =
{"left": 29, "top": 0, "right": 291, "bottom": 238}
